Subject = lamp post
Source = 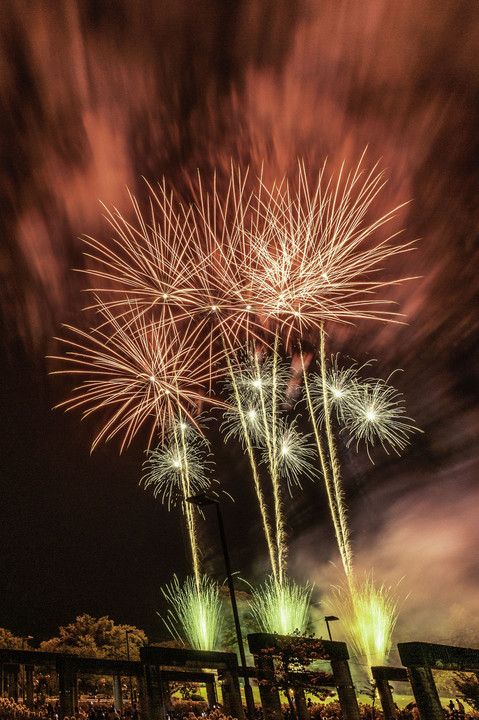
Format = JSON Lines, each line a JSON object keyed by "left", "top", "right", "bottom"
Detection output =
{"left": 324, "top": 616, "right": 339, "bottom": 641}
{"left": 186, "top": 492, "right": 256, "bottom": 720}
{"left": 21, "top": 636, "right": 33, "bottom": 703}
{"left": 125, "top": 630, "right": 134, "bottom": 705}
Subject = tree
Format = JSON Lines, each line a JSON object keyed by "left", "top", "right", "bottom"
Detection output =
{"left": 454, "top": 672, "right": 479, "bottom": 711}
{"left": 39, "top": 614, "right": 147, "bottom": 659}
{"left": 255, "top": 632, "right": 335, "bottom": 719}
{"left": 0, "top": 628, "right": 32, "bottom": 649}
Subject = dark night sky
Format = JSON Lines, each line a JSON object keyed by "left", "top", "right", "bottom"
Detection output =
{"left": 1, "top": 0, "right": 479, "bottom": 653}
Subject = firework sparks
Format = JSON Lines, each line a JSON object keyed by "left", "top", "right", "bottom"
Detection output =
{"left": 267, "top": 417, "right": 318, "bottom": 492}
{"left": 50, "top": 304, "right": 224, "bottom": 451}
{"left": 249, "top": 575, "right": 313, "bottom": 635}
{"left": 142, "top": 419, "right": 214, "bottom": 510}
{"left": 161, "top": 574, "right": 224, "bottom": 651}
{"left": 310, "top": 356, "right": 368, "bottom": 425}
{"left": 344, "top": 375, "right": 421, "bottom": 457}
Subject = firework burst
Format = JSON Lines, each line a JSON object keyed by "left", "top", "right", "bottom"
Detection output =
{"left": 248, "top": 154, "right": 414, "bottom": 345}
{"left": 344, "top": 376, "right": 421, "bottom": 457}
{"left": 50, "top": 304, "right": 223, "bottom": 450}
{"left": 82, "top": 181, "right": 200, "bottom": 327}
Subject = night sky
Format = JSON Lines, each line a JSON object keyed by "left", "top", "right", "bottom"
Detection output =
{"left": 1, "top": 0, "right": 479, "bottom": 656}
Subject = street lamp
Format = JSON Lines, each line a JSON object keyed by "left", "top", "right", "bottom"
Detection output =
{"left": 324, "top": 616, "right": 339, "bottom": 641}
{"left": 186, "top": 492, "right": 256, "bottom": 720}
{"left": 21, "top": 636, "right": 33, "bottom": 703}
{"left": 125, "top": 630, "right": 134, "bottom": 705}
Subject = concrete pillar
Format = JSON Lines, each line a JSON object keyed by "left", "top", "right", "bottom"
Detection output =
{"left": 221, "top": 668, "right": 245, "bottom": 720}
{"left": 294, "top": 688, "right": 309, "bottom": 720}
{"left": 4, "top": 664, "right": 19, "bottom": 701}
{"left": 375, "top": 678, "right": 397, "bottom": 720}
{"left": 254, "top": 654, "right": 282, "bottom": 720}
{"left": 205, "top": 678, "right": 217, "bottom": 709}
{"left": 25, "top": 665, "right": 35, "bottom": 708}
{"left": 57, "top": 661, "right": 76, "bottom": 719}
{"left": 407, "top": 665, "right": 443, "bottom": 720}
{"left": 112, "top": 675, "right": 123, "bottom": 713}
{"left": 330, "top": 658, "right": 360, "bottom": 720}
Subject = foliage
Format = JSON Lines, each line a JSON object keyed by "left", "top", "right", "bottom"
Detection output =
{"left": 255, "top": 632, "right": 335, "bottom": 700}
{"left": 38, "top": 614, "right": 147, "bottom": 659}
{"left": 0, "top": 628, "right": 31, "bottom": 649}
{"left": 454, "top": 672, "right": 479, "bottom": 711}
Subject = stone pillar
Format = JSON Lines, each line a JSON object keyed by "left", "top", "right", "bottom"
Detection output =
{"left": 112, "top": 675, "right": 123, "bottom": 713}
{"left": 221, "top": 669, "right": 245, "bottom": 720}
{"left": 143, "top": 664, "right": 166, "bottom": 720}
{"left": 160, "top": 679, "right": 172, "bottom": 711}
{"left": 73, "top": 677, "right": 79, "bottom": 713}
{"left": 375, "top": 678, "right": 397, "bottom": 720}
{"left": 205, "top": 678, "right": 217, "bottom": 709}
{"left": 57, "top": 661, "right": 76, "bottom": 719}
{"left": 4, "top": 664, "right": 20, "bottom": 701}
{"left": 330, "top": 658, "right": 360, "bottom": 720}
{"left": 407, "top": 665, "right": 443, "bottom": 720}
{"left": 294, "top": 688, "right": 309, "bottom": 720}
{"left": 254, "top": 655, "right": 282, "bottom": 720}
{"left": 136, "top": 672, "right": 150, "bottom": 720}
{"left": 25, "top": 665, "right": 35, "bottom": 708}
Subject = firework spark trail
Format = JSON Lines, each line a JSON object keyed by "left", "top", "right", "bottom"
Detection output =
{"left": 319, "top": 326, "right": 353, "bottom": 578}
{"left": 174, "top": 414, "right": 201, "bottom": 591}
{"left": 270, "top": 334, "right": 288, "bottom": 583}
{"left": 221, "top": 347, "right": 279, "bottom": 585}
{"left": 253, "top": 342, "right": 288, "bottom": 586}
{"left": 184, "top": 166, "right": 269, "bottom": 363}
{"left": 142, "top": 419, "right": 211, "bottom": 506}
{"left": 299, "top": 343, "right": 353, "bottom": 578}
